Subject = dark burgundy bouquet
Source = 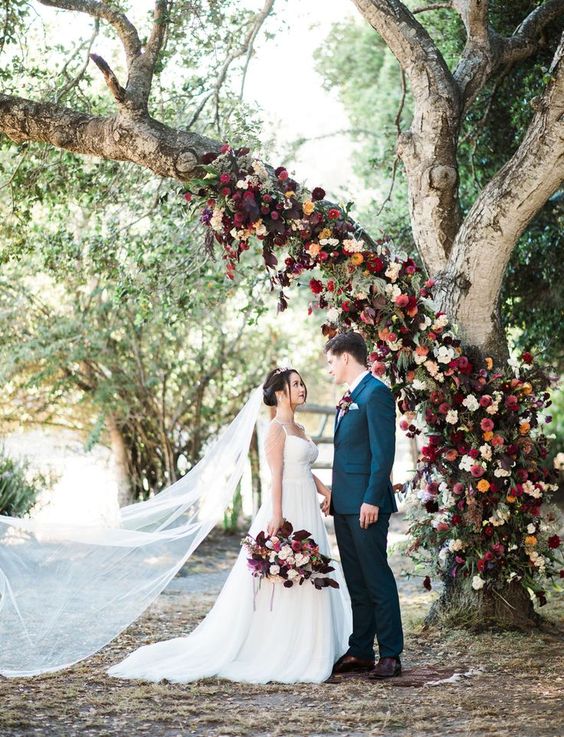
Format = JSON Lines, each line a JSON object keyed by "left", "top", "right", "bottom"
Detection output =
{"left": 241, "top": 520, "right": 339, "bottom": 590}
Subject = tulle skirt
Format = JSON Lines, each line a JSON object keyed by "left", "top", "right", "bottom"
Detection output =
{"left": 107, "top": 472, "right": 351, "bottom": 683}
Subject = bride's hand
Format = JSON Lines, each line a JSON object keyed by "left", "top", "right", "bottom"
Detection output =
{"left": 320, "top": 493, "right": 331, "bottom": 517}
{"left": 267, "top": 514, "right": 284, "bottom": 537}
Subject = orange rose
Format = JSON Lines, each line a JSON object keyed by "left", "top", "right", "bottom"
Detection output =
{"left": 519, "top": 422, "right": 530, "bottom": 435}
{"left": 477, "top": 479, "right": 490, "bottom": 493}
{"left": 307, "top": 242, "right": 321, "bottom": 256}
{"left": 524, "top": 535, "right": 537, "bottom": 546}
{"left": 350, "top": 253, "right": 364, "bottom": 266}
{"left": 506, "top": 494, "right": 516, "bottom": 503}
{"left": 485, "top": 357, "right": 494, "bottom": 370}
{"left": 483, "top": 431, "right": 494, "bottom": 441}
{"left": 521, "top": 382, "right": 533, "bottom": 395}
{"left": 415, "top": 345, "right": 429, "bottom": 356}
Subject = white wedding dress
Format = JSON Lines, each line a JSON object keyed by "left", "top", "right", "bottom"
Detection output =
{"left": 108, "top": 427, "right": 351, "bottom": 684}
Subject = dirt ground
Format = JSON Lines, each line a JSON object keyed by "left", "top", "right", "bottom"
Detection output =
{"left": 1, "top": 520, "right": 563, "bottom": 737}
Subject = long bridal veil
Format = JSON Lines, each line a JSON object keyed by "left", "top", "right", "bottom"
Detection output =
{"left": 0, "top": 386, "right": 264, "bottom": 677}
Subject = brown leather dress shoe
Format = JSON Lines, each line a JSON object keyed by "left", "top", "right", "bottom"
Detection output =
{"left": 368, "top": 656, "right": 402, "bottom": 679}
{"left": 332, "top": 654, "right": 375, "bottom": 675}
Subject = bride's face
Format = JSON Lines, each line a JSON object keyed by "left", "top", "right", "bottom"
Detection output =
{"left": 277, "top": 372, "right": 306, "bottom": 408}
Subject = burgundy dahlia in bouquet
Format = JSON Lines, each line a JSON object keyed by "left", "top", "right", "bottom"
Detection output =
{"left": 241, "top": 519, "right": 339, "bottom": 590}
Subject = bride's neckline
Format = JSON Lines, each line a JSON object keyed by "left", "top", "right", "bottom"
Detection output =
{"left": 272, "top": 418, "right": 312, "bottom": 443}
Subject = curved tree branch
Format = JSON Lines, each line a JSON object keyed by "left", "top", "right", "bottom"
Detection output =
{"left": 38, "top": 0, "right": 142, "bottom": 65}
{"left": 438, "top": 32, "right": 564, "bottom": 354}
{"left": 0, "top": 94, "right": 218, "bottom": 180}
{"left": 351, "top": 0, "right": 462, "bottom": 269}
{"left": 500, "top": 0, "right": 564, "bottom": 66}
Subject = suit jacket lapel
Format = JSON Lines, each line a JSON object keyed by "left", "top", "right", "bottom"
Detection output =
{"left": 334, "top": 374, "right": 372, "bottom": 439}
{"left": 351, "top": 373, "right": 372, "bottom": 402}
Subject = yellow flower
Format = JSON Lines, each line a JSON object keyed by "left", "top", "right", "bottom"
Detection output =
{"left": 477, "top": 479, "right": 490, "bottom": 493}
{"left": 302, "top": 200, "right": 315, "bottom": 215}
{"left": 319, "top": 228, "right": 332, "bottom": 240}
{"left": 350, "top": 253, "right": 364, "bottom": 266}
{"left": 285, "top": 190, "right": 296, "bottom": 198}
{"left": 521, "top": 382, "right": 533, "bottom": 395}
{"left": 524, "top": 535, "right": 537, "bottom": 547}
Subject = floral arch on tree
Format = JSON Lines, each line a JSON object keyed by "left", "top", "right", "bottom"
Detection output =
{"left": 185, "top": 144, "right": 562, "bottom": 626}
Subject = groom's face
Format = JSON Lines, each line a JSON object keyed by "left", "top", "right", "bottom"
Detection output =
{"left": 326, "top": 350, "right": 347, "bottom": 384}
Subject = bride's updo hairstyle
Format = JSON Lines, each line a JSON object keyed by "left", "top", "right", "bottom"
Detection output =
{"left": 263, "top": 368, "right": 308, "bottom": 407}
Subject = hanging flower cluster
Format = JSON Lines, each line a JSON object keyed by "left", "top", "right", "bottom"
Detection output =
{"left": 185, "top": 144, "right": 562, "bottom": 603}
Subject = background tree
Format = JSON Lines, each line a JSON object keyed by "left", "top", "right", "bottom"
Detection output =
{"left": 314, "top": 1, "right": 563, "bottom": 369}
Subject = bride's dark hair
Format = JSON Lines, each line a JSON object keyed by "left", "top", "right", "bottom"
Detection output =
{"left": 263, "top": 368, "right": 308, "bottom": 407}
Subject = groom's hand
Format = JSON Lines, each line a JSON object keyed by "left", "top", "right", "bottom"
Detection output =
{"left": 359, "top": 503, "right": 379, "bottom": 528}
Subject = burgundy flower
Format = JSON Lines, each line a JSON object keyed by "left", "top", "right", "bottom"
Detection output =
{"left": 479, "top": 395, "right": 493, "bottom": 408}
{"left": 470, "top": 464, "right": 485, "bottom": 478}
{"left": 521, "top": 351, "right": 533, "bottom": 364}
{"left": 505, "top": 395, "right": 519, "bottom": 411}
{"left": 548, "top": 535, "right": 561, "bottom": 549}
{"left": 311, "top": 187, "right": 326, "bottom": 201}
{"left": 309, "top": 278, "right": 323, "bottom": 294}
{"left": 423, "top": 576, "right": 432, "bottom": 591}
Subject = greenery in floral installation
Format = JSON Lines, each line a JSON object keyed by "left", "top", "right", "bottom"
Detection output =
{"left": 184, "top": 144, "right": 562, "bottom": 616}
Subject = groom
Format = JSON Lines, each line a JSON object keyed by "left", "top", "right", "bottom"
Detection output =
{"left": 325, "top": 332, "right": 403, "bottom": 679}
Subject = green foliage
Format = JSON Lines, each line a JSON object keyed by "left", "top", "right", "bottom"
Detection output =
{"left": 0, "top": 447, "right": 41, "bottom": 517}
{"left": 0, "top": 1, "right": 290, "bottom": 502}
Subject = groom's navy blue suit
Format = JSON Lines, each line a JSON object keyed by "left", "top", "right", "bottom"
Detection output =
{"left": 331, "top": 373, "right": 403, "bottom": 661}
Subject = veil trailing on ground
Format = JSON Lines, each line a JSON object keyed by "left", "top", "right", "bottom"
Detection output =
{"left": 0, "top": 386, "right": 264, "bottom": 677}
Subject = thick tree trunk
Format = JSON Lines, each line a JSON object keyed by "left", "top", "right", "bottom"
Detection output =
{"left": 436, "top": 34, "right": 564, "bottom": 359}
{"left": 106, "top": 413, "right": 134, "bottom": 508}
{"left": 425, "top": 576, "right": 539, "bottom": 631}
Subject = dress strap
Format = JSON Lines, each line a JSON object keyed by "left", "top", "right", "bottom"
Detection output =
{"left": 273, "top": 419, "right": 288, "bottom": 435}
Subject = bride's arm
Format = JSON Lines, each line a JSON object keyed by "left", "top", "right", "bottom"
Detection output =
{"left": 265, "top": 422, "right": 286, "bottom": 536}
{"left": 312, "top": 473, "right": 331, "bottom": 516}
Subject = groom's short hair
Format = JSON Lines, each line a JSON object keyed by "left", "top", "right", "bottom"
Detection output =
{"left": 325, "top": 332, "right": 368, "bottom": 366}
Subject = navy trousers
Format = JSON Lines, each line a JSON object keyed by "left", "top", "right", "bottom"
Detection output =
{"left": 334, "top": 512, "right": 404, "bottom": 660}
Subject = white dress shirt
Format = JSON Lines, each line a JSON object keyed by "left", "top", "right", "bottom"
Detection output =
{"left": 337, "top": 370, "right": 370, "bottom": 424}
{"left": 347, "top": 370, "right": 370, "bottom": 395}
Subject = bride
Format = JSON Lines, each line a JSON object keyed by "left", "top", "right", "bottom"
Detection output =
{"left": 107, "top": 368, "right": 351, "bottom": 684}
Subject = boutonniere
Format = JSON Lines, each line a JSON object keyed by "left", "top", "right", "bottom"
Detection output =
{"left": 336, "top": 390, "right": 353, "bottom": 415}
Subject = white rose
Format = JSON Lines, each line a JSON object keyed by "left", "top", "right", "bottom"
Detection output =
{"left": 480, "top": 444, "right": 492, "bottom": 461}
{"left": 413, "top": 379, "right": 427, "bottom": 390}
{"left": 462, "top": 395, "right": 480, "bottom": 412}
{"left": 385, "top": 262, "right": 401, "bottom": 282}
{"left": 435, "top": 345, "right": 454, "bottom": 364}
{"left": 527, "top": 523, "right": 536, "bottom": 534}
{"left": 287, "top": 569, "right": 300, "bottom": 580}
{"left": 269, "top": 565, "right": 280, "bottom": 575}
{"left": 472, "top": 575, "right": 485, "bottom": 591}
{"left": 326, "top": 307, "right": 340, "bottom": 322}
{"left": 446, "top": 409, "right": 458, "bottom": 424}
